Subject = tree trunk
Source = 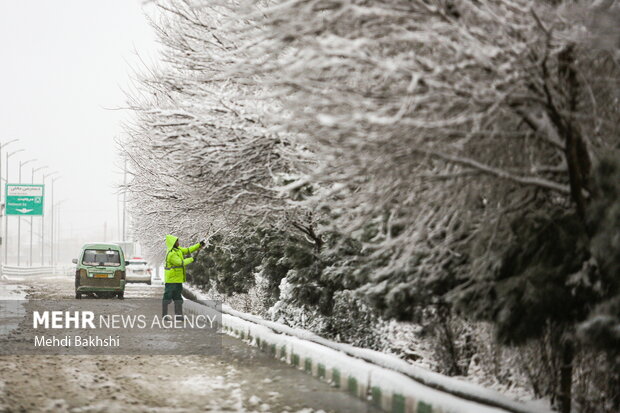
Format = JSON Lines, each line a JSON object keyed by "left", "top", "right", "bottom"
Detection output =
{"left": 292, "top": 222, "right": 323, "bottom": 253}
{"left": 437, "top": 306, "right": 463, "bottom": 376}
{"left": 609, "top": 357, "right": 620, "bottom": 411}
{"left": 557, "top": 45, "right": 591, "bottom": 222}
{"left": 559, "top": 340, "right": 574, "bottom": 413}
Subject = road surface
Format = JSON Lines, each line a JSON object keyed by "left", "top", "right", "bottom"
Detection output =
{"left": 0, "top": 275, "right": 379, "bottom": 413}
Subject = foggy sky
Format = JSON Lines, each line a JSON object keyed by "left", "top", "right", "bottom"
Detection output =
{"left": 0, "top": 0, "right": 159, "bottom": 258}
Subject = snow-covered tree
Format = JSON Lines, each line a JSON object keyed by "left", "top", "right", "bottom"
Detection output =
{"left": 122, "top": 0, "right": 314, "bottom": 262}
{"left": 122, "top": 1, "right": 620, "bottom": 410}
{"left": 214, "top": 1, "right": 619, "bottom": 411}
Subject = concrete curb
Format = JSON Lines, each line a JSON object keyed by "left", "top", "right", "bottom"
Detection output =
{"left": 183, "top": 297, "right": 513, "bottom": 413}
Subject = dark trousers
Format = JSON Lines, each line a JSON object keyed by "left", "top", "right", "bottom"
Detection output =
{"left": 162, "top": 283, "right": 183, "bottom": 317}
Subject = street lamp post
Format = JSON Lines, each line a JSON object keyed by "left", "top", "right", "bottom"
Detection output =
{"left": 50, "top": 176, "right": 60, "bottom": 267}
{"left": 122, "top": 158, "right": 127, "bottom": 241}
{"left": 30, "top": 165, "right": 48, "bottom": 266}
{"left": 0, "top": 139, "right": 19, "bottom": 275}
{"left": 53, "top": 200, "right": 65, "bottom": 268}
{"left": 4, "top": 149, "right": 24, "bottom": 265}
{"left": 17, "top": 158, "right": 36, "bottom": 266}
{"left": 41, "top": 171, "right": 58, "bottom": 266}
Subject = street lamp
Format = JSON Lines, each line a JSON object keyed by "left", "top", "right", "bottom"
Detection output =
{"left": 52, "top": 199, "right": 66, "bottom": 268}
{"left": 50, "top": 176, "right": 61, "bottom": 267}
{"left": 41, "top": 171, "right": 58, "bottom": 266}
{"left": 0, "top": 139, "right": 19, "bottom": 151}
{"left": 17, "top": 158, "right": 36, "bottom": 266}
{"left": 4, "top": 148, "right": 24, "bottom": 264}
{"left": 0, "top": 140, "right": 19, "bottom": 187}
{"left": 29, "top": 165, "right": 48, "bottom": 266}
{"left": 0, "top": 139, "right": 19, "bottom": 185}
{"left": 0, "top": 139, "right": 19, "bottom": 275}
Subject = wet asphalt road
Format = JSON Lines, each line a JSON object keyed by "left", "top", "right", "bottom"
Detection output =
{"left": 0, "top": 275, "right": 380, "bottom": 413}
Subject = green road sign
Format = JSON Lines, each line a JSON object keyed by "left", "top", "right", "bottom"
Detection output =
{"left": 5, "top": 184, "right": 45, "bottom": 216}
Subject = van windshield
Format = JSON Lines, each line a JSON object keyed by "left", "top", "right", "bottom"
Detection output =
{"left": 82, "top": 249, "right": 121, "bottom": 267}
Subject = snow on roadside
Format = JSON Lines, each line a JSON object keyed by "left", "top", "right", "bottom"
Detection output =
{"left": 0, "top": 283, "right": 29, "bottom": 337}
{"left": 0, "top": 379, "right": 6, "bottom": 411}
{"left": 0, "top": 283, "right": 28, "bottom": 300}
{"left": 189, "top": 296, "right": 509, "bottom": 413}
{"left": 185, "top": 285, "right": 555, "bottom": 413}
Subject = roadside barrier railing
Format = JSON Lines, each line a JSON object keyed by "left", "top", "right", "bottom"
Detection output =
{"left": 54, "top": 265, "right": 76, "bottom": 277}
{"left": 1, "top": 265, "right": 56, "bottom": 277}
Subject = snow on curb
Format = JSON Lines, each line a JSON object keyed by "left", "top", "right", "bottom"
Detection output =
{"left": 183, "top": 287, "right": 553, "bottom": 413}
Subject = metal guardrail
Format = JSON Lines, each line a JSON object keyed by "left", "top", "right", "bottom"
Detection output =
{"left": 55, "top": 265, "right": 76, "bottom": 277}
{"left": 1, "top": 266, "right": 55, "bottom": 277}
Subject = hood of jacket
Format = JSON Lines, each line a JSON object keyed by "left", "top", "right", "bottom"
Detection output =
{"left": 165, "top": 235, "right": 178, "bottom": 251}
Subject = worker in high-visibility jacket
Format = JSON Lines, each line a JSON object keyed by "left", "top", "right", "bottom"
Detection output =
{"left": 163, "top": 234, "right": 204, "bottom": 319}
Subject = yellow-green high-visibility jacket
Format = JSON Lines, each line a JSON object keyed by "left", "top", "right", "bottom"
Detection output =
{"left": 164, "top": 234, "right": 201, "bottom": 283}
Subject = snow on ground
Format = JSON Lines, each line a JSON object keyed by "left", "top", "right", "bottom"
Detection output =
{"left": 0, "top": 283, "right": 29, "bottom": 300}
{"left": 0, "top": 281, "right": 30, "bottom": 338}
{"left": 0, "top": 379, "right": 5, "bottom": 412}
